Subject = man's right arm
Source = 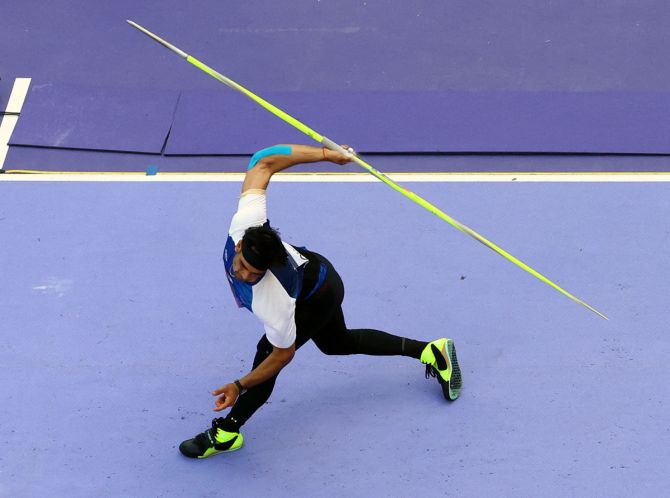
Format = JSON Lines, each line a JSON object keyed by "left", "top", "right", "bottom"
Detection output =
{"left": 241, "top": 144, "right": 352, "bottom": 193}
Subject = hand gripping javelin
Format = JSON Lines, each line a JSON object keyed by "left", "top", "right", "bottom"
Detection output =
{"left": 127, "top": 20, "right": 607, "bottom": 320}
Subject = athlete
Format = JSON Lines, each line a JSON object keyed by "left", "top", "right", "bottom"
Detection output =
{"left": 179, "top": 144, "right": 462, "bottom": 458}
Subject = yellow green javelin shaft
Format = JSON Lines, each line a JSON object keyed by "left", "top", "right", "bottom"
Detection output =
{"left": 127, "top": 20, "right": 607, "bottom": 320}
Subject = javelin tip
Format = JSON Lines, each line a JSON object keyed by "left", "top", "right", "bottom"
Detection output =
{"left": 126, "top": 20, "right": 189, "bottom": 59}
{"left": 576, "top": 298, "right": 608, "bottom": 320}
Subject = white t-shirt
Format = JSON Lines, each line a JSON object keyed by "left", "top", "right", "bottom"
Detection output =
{"left": 223, "top": 190, "right": 309, "bottom": 348}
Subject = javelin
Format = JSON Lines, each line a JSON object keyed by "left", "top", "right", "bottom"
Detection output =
{"left": 127, "top": 20, "right": 607, "bottom": 320}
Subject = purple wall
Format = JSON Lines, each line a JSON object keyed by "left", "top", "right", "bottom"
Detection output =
{"left": 4, "top": 1, "right": 670, "bottom": 92}
{"left": 3, "top": 0, "right": 670, "bottom": 170}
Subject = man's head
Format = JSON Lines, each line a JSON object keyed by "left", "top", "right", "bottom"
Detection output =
{"left": 233, "top": 225, "right": 288, "bottom": 283}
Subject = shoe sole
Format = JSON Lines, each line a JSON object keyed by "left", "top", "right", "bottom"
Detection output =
{"left": 446, "top": 340, "right": 462, "bottom": 400}
{"left": 197, "top": 444, "right": 243, "bottom": 459}
{"left": 429, "top": 339, "right": 460, "bottom": 402}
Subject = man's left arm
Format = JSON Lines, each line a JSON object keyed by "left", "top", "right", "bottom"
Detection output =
{"left": 211, "top": 343, "right": 295, "bottom": 411}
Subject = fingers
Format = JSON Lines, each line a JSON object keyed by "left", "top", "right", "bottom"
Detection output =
{"left": 340, "top": 144, "right": 356, "bottom": 157}
{"left": 211, "top": 385, "right": 238, "bottom": 411}
{"left": 323, "top": 144, "right": 356, "bottom": 164}
{"left": 212, "top": 394, "right": 235, "bottom": 412}
{"left": 213, "top": 398, "right": 228, "bottom": 411}
{"left": 330, "top": 144, "right": 354, "bottom": 164}
{"left": 211, "top": 386, "right": 234, "bottom": 412}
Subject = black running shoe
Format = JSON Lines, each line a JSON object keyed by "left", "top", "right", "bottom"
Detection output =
{"left": 179, "top": 418, "right": 244, "bottom": 458}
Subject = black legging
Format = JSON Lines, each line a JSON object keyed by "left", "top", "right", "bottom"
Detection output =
{"left": 227, "top": 254, "right": 426, "bottom": 428}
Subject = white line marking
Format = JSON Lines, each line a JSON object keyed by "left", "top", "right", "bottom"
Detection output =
{"left": 0, "top": 78, "right": 32, "bottom": 169}
{"left": 2, "top": 172, "right": 670, "bottom": 182}
{"left": 5, "top": 78, "right": 32, "bottom": 113}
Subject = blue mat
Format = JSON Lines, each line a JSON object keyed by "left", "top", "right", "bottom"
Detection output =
{"left": 0, "top": 76, "right": 16, "bottom": 111}
{"left": 9, "top": 82, "right": 180, "bottom": 153}
{"left": 6, "top": 145, "right": 670, "bottom": 173}
{"left": 11, "top": 84, "right": 670, "bottom": 157}
{"left": 165, "top": 90, "right": 670, "bottom": 155}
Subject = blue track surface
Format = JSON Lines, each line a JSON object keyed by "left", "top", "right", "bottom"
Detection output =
{"left": 2, "top": 1, "right": 670, "bottom": 494}
{"left": 1, "top": 181, "right": 668, "bottom": 496}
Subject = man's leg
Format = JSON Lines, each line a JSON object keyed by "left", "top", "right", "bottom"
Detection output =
{"left": 221, "top": 332, "right": 309, "bottom": 431}
{"left": 311, "top": 306, "right": 428, "bottom": 359}
{"left": 217, "top": 336, "right": 274, "bottom": 431}
{"left": 179, "top": 332, "right": 313, "bottom": 458}
{"left": 310, "top": 306, "right": 462, "bottom": 401}
{"left": 301, "top": 256, "right": 461, "bottom": 400}
{"left": 300, "top": 256, "right": 427, "bottom": 358}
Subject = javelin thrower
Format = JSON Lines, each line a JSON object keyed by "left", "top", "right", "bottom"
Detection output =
{"left": 126, "top": 21, "right": 605, "bottom": 458}
{"left": 177, "top": 144, "right": 462, "bottom": 458}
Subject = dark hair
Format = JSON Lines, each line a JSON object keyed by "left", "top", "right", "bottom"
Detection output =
{"left": 242, "top": 225, "right": 288, "bottom": 270}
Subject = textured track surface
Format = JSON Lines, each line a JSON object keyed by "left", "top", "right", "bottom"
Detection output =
{"left": 1, "top": 180, "right": 668, "bottom": 496}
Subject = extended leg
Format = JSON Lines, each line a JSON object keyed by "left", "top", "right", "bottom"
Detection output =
{"left": 300, "top": 256, "right": 461, "bottom": 401}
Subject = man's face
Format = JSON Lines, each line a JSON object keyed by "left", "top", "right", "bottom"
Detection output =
{"left": 232, "top": 240, "right": 265, "bottom": 283}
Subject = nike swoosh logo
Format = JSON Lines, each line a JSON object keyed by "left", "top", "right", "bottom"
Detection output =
{"left": 214, "top": 435, "right": 238, "bottom": 451}
{"left": 431, "top": 344, "right": 449, "bottom": 371}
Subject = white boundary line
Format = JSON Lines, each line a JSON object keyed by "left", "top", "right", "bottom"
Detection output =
{"left": 2, "top": 172, "right": 670, "bottom": 182}
{"left": 0, "top": 78, "right": 32, "bottom": 169}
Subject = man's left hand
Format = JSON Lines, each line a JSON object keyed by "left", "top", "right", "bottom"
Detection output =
{"left": 211, "top": 384, "right": 239, "bottom": 412}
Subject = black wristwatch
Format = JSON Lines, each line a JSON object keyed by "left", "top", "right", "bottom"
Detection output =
{"left": 234, "top": 379, "right": 246, "bottom": 395}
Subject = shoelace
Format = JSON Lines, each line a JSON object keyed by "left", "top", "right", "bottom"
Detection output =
{"left": 425, "top": 364, "right": 438, "bottom": 380}
{"left": 194, "top": 419, "right": 220, "bottom": 448}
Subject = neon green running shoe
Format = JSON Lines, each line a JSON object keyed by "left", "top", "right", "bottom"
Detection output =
{"left": 179, "top": 418, "right": 244, "bottom": 458}
{"left": 421, "top": 338, "right": 462, "bottom": 401}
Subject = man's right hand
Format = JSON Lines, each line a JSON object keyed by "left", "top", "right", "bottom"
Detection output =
{"left": 325, "top": 145, "right": 355, "bottom": 165}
